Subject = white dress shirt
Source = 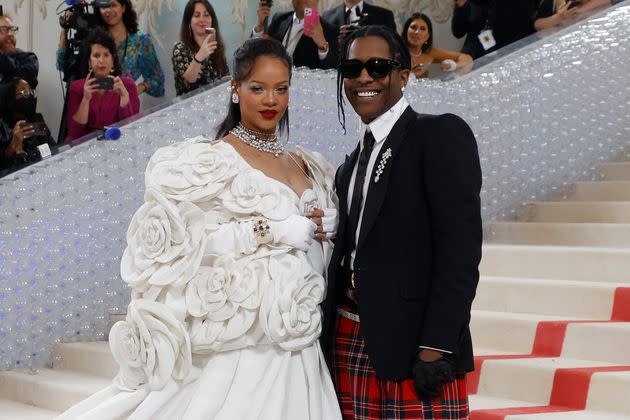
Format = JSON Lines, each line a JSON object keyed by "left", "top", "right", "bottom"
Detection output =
{"left": 346, "top": 0, "right": 364, "bottom": 24}
{"left": 251, "top": 13, "right": 328, "bottom": 60}
{"left": 346, "top": 96, "right": 408, "bottom": 269}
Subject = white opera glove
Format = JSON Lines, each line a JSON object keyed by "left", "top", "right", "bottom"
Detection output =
{"left": 268, "top": 214, "right": 317, "bottom": 251}
{"left": 321, "top": 208, "right": 339, "bottom": 240}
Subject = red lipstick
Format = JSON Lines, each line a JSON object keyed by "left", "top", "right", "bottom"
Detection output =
{"left": 259, "top": 110, "right": 278, "bottom": 120}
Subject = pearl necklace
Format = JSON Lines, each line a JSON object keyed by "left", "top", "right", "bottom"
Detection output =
{"left": 230, "top": 123, "right": 284, "bottom": 157}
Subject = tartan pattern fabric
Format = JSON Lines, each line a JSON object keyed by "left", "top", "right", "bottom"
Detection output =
{"left": 330, "top": 310, "right": 470, "bottom": 420}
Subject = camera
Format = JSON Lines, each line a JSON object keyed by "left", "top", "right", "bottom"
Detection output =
{"left": 58, "top": 0, "right": 112, "bottom": 82}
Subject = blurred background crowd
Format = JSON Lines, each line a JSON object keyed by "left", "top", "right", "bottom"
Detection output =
{"left": 0, "top": 0, "right": 623, "bottom": 176}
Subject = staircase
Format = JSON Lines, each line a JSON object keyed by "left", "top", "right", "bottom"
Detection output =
{"left": 471, "top": 160, "right": 630, "bottom": 420}
{"left": 1, "top": 162, "right": 630, "bottom": 419}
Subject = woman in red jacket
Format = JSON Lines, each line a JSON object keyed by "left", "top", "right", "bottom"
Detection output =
{"left": 66, "top": 29, "right": 139, "bottom": 142}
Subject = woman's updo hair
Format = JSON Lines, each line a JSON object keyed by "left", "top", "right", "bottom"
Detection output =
{"left": 216, "top": 38, "right": 293, "bottom": 139}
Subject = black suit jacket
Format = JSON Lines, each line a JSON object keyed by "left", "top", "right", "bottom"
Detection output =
{"left": 266, "top": 11, "right": 339, "bottom": 70}
{"left": 322, "top": 2, "right": 397, "bottom": 32}
{"left": 323, "top": 107, "right": 482, "bottom": 380}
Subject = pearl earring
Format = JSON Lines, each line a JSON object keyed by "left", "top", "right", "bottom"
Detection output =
{"left": 231, "top": 93, "right": 239, "bottom": 104}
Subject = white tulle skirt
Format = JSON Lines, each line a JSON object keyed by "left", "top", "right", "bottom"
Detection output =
{"left": 56, "top": 341, "right": 341, "bottom": 420}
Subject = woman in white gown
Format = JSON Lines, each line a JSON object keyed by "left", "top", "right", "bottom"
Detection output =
{"left": 58, "top": 38, "right": 342, "bottom": 420}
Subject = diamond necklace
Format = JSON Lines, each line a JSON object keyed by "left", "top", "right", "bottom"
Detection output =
{"left": 230, "top": 123, "right": 284, "bottom": 157}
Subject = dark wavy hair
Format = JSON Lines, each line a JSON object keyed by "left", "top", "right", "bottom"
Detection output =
{"left": 336, "top": 25, "right": 411, "bottom": 132}
{"left": 179, "top": 0, "right": 229, "bottom": 77}
{"left": 216, "top": 38, "right": 293, "bottom": 140}
{"left": 401, "top": 13, "right": 433, "bottom": 53}
{"left": 78, "top": 29, "right": 123, "bottom": 78}
{"left": 94, "top": 0, "right": 139, "bottom": 34}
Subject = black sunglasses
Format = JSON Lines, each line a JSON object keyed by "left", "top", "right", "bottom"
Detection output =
{"left": 339, "top": 58, "right": 401, "bottom": 79}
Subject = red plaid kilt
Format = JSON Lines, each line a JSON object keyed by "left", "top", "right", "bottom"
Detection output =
{"left": 331, "top": 308, "right": 470, "bottom": 420}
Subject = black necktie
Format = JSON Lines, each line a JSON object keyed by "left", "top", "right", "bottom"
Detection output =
{"left": 345, "top": 130, "right": 376, "bottom": 265}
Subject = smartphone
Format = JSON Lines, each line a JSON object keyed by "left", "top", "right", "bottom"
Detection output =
{"left": 204, "top": 27, "right": 216, "bottom": 42}
{"left": 20, "top": 121, "right": 48, "bottom": 137}
{"left": 304, "top": 7, "right": 319, "bottom": 35}
{"left": 93, "top": 77, "right": 114, "bottom": 90}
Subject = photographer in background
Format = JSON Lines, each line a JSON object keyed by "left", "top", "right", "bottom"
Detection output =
{"left": 0, "top": 14, "right": 38, "bottom": 88}
{"left": 57, "top": 0, "right": 164, "bottom": 98}
{"left": 252, "top": 0, "right": 338, "bottom": 70}
{"left": 534, "top": 0, "right": 624, "bottom": 31}
{"left": 0, "top": 79, "right": 56, "bottom": 175}
{"left": 172, "top": 0, "right": 229, "bottom": 96}
{"left": 65, "top": 29, "right": 139, "bottom": 142}
{"left": 322, "top": 0, "right": 396, "bottom": 45}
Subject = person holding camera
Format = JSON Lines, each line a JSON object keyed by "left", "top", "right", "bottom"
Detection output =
{"left": 534, "top": 0, "right": 624, "bottom": 31}
{"left": 251, "top": 0, "right": 339, "bottom": 70}
{"left": 57, "top": 0, "right": 164, "bottom": 98}
{"left": 65, "top": 29, "right": 139, "bottom": 142}
{"left": 172, "top": 0, "right": 229, "bottom": 96}
{"left": 322, "top": 0, "right": 396, "bottom": 46}
{"left": 0, "top": 14, "right": 38, "bottom": 89}
{"left": 0, "top": 78, "right": 56, "bottom": 175}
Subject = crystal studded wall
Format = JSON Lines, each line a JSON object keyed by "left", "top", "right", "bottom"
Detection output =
{"left": 1, "top": 4, "right": 630, "bottom": 370}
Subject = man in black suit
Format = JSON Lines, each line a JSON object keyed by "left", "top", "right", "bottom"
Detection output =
{"left": 318, "top": 25, "right": 482, "bottom": 418}
{"left": 322, "top": 0, "right": 396, "bottom": 45}
{"left": 252, "top": 0, "right": 338, "bottom": 70}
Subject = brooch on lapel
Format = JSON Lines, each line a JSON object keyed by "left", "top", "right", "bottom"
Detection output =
{"left": 374, "top": 148, "right": 392, "bottom": 183}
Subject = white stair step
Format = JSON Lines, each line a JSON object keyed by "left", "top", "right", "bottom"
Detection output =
{"left": 480, "top": 245, "right": 630, "bottom": 283}
{"left": 486, "top": 222, "right": 630, "bottom": 247}
{"left": 477, "top": 357, "right": 616, "bottom": 405}
{"left": 569, "top": 181, "right": 630, "bottom": 201}
{"left": 0, "top": 397, "right": 58, "bottom": 420}
{"left": 505, "top": 410, "right": 630, "bottom": 419}
{"left": 53, "top": 341, "right": 117, "bottom": 379}
{"left": 0, "top": 369, "right": 111, "bottom": 412}
{"left": 562, "top": 323, "right": 630, "bottom": 365}
{"left": 518, "top": 201, "right": 630, "bottom": 223}
{"left": 469, "top": 394, "right": 539, "bottom": 411}
{"left": 475, "top": 348, "right": 523, "bottom": 357}
{"left": 587, "top": 370, "right": 630, "bottom": 416}
{"left": 474, "top": 277, "right": 621, "bottom": 318}
{"left": 470, "top": 311, "right": 584, "bottom": 354}
{"left": 598, "top": 162, "right": 630, "bottom": 181}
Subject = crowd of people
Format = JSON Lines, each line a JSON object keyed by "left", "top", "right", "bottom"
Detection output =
{"left": 0, "top": 0, "right": 624, "bottom": 175}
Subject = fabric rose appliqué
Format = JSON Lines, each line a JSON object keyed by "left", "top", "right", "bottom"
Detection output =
{"left": 145, "top": 140, "right": 238, "bottom": 205}
{"left": 259, "top": 253, "right": 325, "bottom": 351}
{"left": 186, "top": 256, "right": 267, "bottom": 353}
{"left": 109, "top": 299, "right": 192, "bottom": 391}
{"left": 121, "top": 188, "right": 206, "bottom": 294}
{"left": 221, "top": 169, "right": 295, "bottom": 220}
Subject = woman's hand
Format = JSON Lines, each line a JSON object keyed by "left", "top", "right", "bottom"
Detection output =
{"left": 195, "top": 34, "right": 218, "bottom": 62}
{"left": 82, "top": 71, "right": 96, "bottom": 102}
{"left": 9, "top": 120, "right": 33, "bottom": 156}
{"left": 556, "top": 2, "right": 579, "bottom": 24}
{"left": 113, "top": 76, "right": 130, "bottom": 108}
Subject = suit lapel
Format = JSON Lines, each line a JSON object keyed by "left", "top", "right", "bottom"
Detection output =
{"left": 357, "top": 108, "right": 415, "bottom": 251}
{"left": 276, "top": 14, "right": 293, "bottom": 44}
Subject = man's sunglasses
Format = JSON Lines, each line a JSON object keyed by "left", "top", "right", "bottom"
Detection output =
{"left": 339, "top": 58, "right": 401, "bottom": 79}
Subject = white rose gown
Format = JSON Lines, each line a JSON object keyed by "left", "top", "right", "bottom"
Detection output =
{"left": 57, "top": 138, "right": 342, "bottom": 420}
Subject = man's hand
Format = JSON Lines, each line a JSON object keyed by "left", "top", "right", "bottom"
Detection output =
{"left": 304, "top": 18, "right": 327, "bottom": 52}
{"left": 412, "top": 357, "right": 455, "bottom": 399}
{"left": 255, "top": 1, "right": 272, "bottom": 33}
